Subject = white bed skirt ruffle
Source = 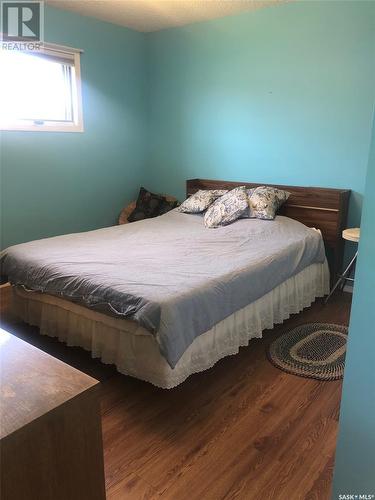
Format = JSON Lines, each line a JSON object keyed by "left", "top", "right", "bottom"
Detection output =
{"left": 12, "top": 261, "right": 329, "bottom": 389}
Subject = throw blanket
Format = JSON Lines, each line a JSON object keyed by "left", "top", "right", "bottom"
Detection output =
{"left": 0, "top": 211, "right": 326, "bottom": 368}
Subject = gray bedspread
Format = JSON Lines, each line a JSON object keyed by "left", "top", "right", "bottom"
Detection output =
{"left": 0, "top": 211, "right": 326, "bottom": 367}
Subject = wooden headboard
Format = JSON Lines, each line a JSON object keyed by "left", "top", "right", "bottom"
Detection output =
{"left": 186, "top": 178, "right": 350, "bottom": 280}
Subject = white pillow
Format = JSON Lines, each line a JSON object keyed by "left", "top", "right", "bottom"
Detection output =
{"left": 248, "top": 186, "right": 290, "bottom": 220}
{"left": 204, "top": 186, "right": 249, "bottom": 228}
{"left": 178, "top": 189, "right": 228, "bottom": 214}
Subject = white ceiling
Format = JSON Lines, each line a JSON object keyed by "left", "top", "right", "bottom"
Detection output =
{"left": 46, "top": 0, "right": 287, "bottom": 33}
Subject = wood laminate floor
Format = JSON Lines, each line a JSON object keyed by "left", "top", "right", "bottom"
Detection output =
{"left": 1, "top": 292, "right": 351, "bottom": 500}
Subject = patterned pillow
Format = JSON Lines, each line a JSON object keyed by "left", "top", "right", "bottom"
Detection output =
{"left": 128, "top": 187, "right": 178, "bottom": 222}
{"left": 248, "top": 186, "right": 290, "bottom": 220}
{"left": 178, "top": 189, "right": 228, "bottom": 214}
{"left": 240, "top": 188, "right": 256, "bottom": 218}
{"left": 204, "top": 186, "right": 249, "bottom": 228}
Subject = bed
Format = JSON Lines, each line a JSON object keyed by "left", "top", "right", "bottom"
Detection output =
{"left": 0, "top": 179, "right": 350, "bottom": 388}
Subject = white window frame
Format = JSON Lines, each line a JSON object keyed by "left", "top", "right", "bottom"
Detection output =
{"left": 0, "top": 42, "right": 84, "bottom": 133}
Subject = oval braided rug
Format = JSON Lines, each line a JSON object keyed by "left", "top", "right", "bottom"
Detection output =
{"left": 267, "top": 323, "right": 348, "bottom": 380}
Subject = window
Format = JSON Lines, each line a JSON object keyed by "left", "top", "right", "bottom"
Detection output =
{"left": 0, "top": 44, "right": 83, "bottom": 132}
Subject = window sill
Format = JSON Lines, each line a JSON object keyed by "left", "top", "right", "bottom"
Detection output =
{"left": 0, "top": 123, "right": 84, "bottom": 133}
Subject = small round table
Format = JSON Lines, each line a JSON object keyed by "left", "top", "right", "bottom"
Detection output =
{"left": 325, "top": 228, "right": 360, "bottom": 304}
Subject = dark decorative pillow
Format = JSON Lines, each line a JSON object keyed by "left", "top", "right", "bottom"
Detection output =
{"left": 177, "top": 189, "right": 228, "bottom": 214}
{"left": 248, "top": 186, "right": 290, "bottom": 220}
{"left": 204, "top": 186, "right": 249, "bottom": 228}
{"left": 127, "top": 187, "right": 178, "bottom": 222}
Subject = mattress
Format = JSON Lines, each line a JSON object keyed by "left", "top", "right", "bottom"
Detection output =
{"left": 1, "top": 211, "right": 326, "bottom": 368}
{"left": 12, "top": 260, "right": 329, "bottom": 388}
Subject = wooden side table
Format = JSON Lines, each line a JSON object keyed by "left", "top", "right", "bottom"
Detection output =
{"left": 0, "top": 328, "right": 106, "bottom": 500}
{"left": 325, "top": 228, "right": 360, "bottom": 303}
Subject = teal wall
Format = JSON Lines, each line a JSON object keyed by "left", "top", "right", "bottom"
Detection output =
{"left": 1, "top": 1, "right": 375, "bottom": 255}
{"left": 0, "top": 6, "right": 146, "bottom": 249}
{"left": 145, "top": 1, "right": 375, "bottom": 238}
{"left": 332, "top": 111, "right": 375, "bottom": 497}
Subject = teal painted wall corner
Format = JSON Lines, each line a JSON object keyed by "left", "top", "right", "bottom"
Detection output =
{"left": 1, "top": 1, "right": 375, "bottom": 253}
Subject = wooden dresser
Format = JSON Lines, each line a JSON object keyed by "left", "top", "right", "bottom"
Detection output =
{"left": 0, "top": 328, "right": 106, "bottom": 500}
